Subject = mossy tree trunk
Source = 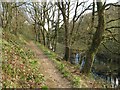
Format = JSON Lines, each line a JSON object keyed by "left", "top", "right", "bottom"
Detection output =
{"left": 82, "top": 0, "right": 105, "bottom": 74}
{"left": 63, "top": 15, "right": 69, "bottom": 61}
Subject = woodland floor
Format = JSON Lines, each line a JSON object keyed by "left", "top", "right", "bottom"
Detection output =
{"left": 26, "top": 41, "right": 71, "bottom": 88}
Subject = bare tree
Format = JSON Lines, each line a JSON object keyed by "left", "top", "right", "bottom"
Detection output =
{"left": 57, "top": 0, "right": 70, "bottom": 61}
{"left": 57, "top": 0, "right": 92, "bottom": 61}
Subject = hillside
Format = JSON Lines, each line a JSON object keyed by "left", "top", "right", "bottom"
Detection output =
{"left": 2, "top": 30, "right": 45, "bottom": 88}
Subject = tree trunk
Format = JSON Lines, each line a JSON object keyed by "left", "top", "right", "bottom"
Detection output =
{"left": 8, "top": 3, "right": 13, "bottom": 32}
{"left": 46, "top": 22, "right": 50, "bottom": 49}
{"left": 63, "top": 19, "right": 70, "bottom": 61}
{"left": 41, "top": 28, "right": 46, "bottom": 46}
{"left": 38, "top": 25, "right": 41, "bottom": 43}
{"left": 13, "top": 3, "right": 18, "bottom": 35}
{"left": 81, "top": 1, "right": 105, "bottom": 74}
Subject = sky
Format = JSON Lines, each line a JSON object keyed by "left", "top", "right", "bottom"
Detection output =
{"left": 100, "top": 0, "right": 118, "bottom": 3}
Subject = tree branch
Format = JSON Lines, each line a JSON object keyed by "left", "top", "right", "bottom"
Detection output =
{"left": 106, "top": 18, "right": 120, "bottom": 24}
{"left": 105, "top": 29, "right": 120, "bottom": 44}
{"left": 105, "top": 26, "right": 120, "bottom": 30}
{"left": 102, "top": 43, "right": 120, "bottom": 55}
{"left": 75, "top": 3, "right": 92, "bottom": 22}
{"left": 104, "top": 2, "right": 120, "bottom": 9}
{"left": 12, "top": 2, "right": 26, "bottom": 8}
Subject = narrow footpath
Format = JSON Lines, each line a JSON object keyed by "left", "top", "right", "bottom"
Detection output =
{"left": 27, "top": 41, "right": 71, "bottom": 88}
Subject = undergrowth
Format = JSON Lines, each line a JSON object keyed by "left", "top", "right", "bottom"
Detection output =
{"left": 2, "top": 31, "right": 45, "bottom": 88}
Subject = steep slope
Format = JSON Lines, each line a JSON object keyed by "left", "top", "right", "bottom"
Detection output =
{"left": 2, "top": 31, "right": 45, "bottom": 88}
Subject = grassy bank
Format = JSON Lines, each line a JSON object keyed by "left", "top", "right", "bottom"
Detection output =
{"left": 2, "top": 31, "right": 45, "bottom": 88}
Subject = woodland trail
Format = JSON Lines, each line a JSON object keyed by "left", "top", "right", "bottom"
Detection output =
{"left": 26, "top": 41, "right": 71, "bottom": 88}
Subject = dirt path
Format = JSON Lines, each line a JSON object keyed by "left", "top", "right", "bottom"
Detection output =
{"left": 27, "top": 41, "right": 71, "bottom": 88}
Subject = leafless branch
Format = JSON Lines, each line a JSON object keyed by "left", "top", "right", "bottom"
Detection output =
{"left": 102, "top": 43, "right": 120, "bottom": 55}
{"left": 106, "top": 18, "right": 120, "bottom": 24}
{"left": 105, "top": 26, "right": 120, "bottom": 30}
{"left": 106, "top": 29, "right": 120, "bottom": 44}
{"left": 12, "top": 2, "right": 26, "bottom": 8}
{"left": 104, "top": 2, "right": 120, "bottom": 9}
{"left": 75, "top": 3, "right": 92, "bottom": 22}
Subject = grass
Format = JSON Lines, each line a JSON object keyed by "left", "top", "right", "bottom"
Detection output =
{"left": 41, "top": 85, "right": 48, "bottom": 90}
{"left": 2, "top": 31, "right": 45, "bottom": 88}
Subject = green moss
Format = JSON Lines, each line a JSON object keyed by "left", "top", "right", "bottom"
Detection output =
{"left": 72, "top": 75, "right": 81, "bottom": 87}
{"left": 41, "top": 85, "right": 48, "bottom": 90}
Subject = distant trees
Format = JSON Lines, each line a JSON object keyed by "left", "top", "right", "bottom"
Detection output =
{"left": 25, "top": 2, "right": 44, "bottom": 43}
{"left": 46, "top": 2, "right": 59, "bottom": 51}
{"left": 1, "top": 2, "right": 13, "bottom": 31}
{"left": 25, "top": 2, "right": 60, "bottom": 51}
{"left": 49, "top": 4, "right": 60, "bottom": 52}
{"left": 1, "top": 2, "right": 26, "bottom": 35}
